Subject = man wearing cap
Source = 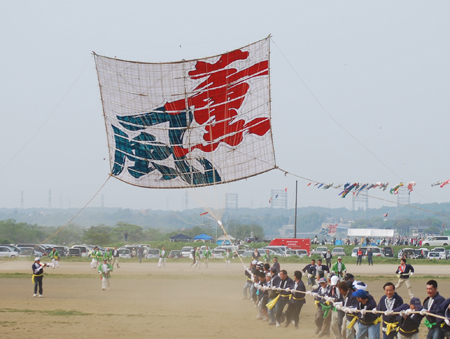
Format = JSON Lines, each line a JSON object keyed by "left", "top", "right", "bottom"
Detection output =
{"left": 313, "top": 276, "right": 332, "bottom": 336}
{"left": 98, "top": 258, "right": 113, "bottom": 291}
{"left": 111, "top": 246, "right": 120, "bottom": 268}
{"left": 423, "top": 279, "right": 445, "bottom": 339}
{"left": 324, "top": 249, "right": 333, "bottom": 268}
{"left": 395, "top": 297, "right": 425, "bottom": 339}
{"left": 48, "top": 248, "right": 60, "bottom": 269}
{"left": 395, "top": 258, "right": 415, "bottom": 298}
{"left": 377, "top": 282, "right": 404, "bottom": 339}
{"left": 338, "top": 281, "right": 359, "bottom": 339}
{"left": 331, "top": 257, "right": 347, "bottom": 281}
{"left": 285, "top": 270, "right": 306, "bottom": 329}
{"left": 32, "top": 257, "right": 47, "bottom": 297}
{"left": 354, "top": 289, "right": 381, "bottom": 339}
{"left": 330, "top": 275, "right": 345, "bottom": 339}
{"left": 302, "top": 259, "right": 317, "bottom": 287}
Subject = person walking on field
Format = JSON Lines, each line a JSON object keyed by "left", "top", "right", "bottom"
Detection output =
{"left": 367, "top": 248, "right": 374, "bottom": 266}
{"left": 203, "top": 246, "right": 211, "bottom": 268}
{"left": 158, "top": 247, "right": 166, "bottom": 268}
{"left": 193, "top": 247, "right": 201, "bottom": 269}
{"left": 395, "top": 258, "right": 415, "bottom": 298}
{"left": 98, "top": 258, "right": 113, "bottom": 291}
{"left": 331, "top": 257, "right": 347, "bottom": 281}
{"left": 112, "top": 246, "right": 120, "bottom": 268}
{"left": 324, "top": 249, "right": 333, "bottom": 267}
{"left": 225, "top": 249, "right": 231, "bottom": 268}
{"left": 48, "top": 248, "right": 60, "bottom": 269}
{"left": 32, "top": 257, "right": 48, "bottom": 297}
{"left": 90, "top": 246, "right": 101, "bottom": 269}
{"left": 190, "top": 248, "right": 196, "bottom": 268}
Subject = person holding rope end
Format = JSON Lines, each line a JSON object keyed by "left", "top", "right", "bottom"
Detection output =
{"left": 313, "top": 277, "right": 332, "bottom": 337}
{"left": 395, "top": 258, "right": 415, "bottom": 298}
{"left": 32, "top": 257, "right": 48, "bottom": 297}
{"left": 423, "top": 279, "right": 445, "bottom": 339}
{"left": 395, "top": 297, "right": 425, "bottom": 339}
{"left": 284, "top": 270, "right": 306, "bottom": 329}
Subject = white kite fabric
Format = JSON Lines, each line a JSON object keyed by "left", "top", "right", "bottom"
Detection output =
{"left": 94, "top": 38, "right": 275, "bottom": 189}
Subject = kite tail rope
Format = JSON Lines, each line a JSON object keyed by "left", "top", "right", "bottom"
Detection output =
{"left": 0, "top": 175, "right": 111, "bottom": 265}
{"left": 216, "top": 219, "right": 248, "bottom": 269}
{"left": 250, "top": 283, "right": 448, "bottom": 321}
{"left": 276, "top": 167, "right": 450, "bottom": 219}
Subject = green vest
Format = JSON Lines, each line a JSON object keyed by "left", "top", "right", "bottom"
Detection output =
{"left": 49, "top": 250, "right": 59, "bottom": 260}
{"left": 103, "top": 251, "right": 112, "bottom": 260}
{"left": 204, "top": 250, "right": 211, "bottom": 259}
{"left": 98, "top": 263, "right": 113, "bottom": 278}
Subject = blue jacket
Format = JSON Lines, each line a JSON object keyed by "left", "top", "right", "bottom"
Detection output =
{"left": 396, "top": 304, "right": 424, "bottom": 336}
{"left": 377, "top": 292, "right": 404, "bottom": 329}
{"left": 423, "top": 292, "right": 445, "bottom": 329}
{"left": 358, "top": 293, "right": 378, "bottom": 324}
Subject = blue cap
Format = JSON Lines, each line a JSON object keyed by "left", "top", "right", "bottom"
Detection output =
{"left": 353, "top": 289, "right": 367, "bottom": 299}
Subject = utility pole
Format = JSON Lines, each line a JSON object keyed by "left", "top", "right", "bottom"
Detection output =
{"left": 294, "top": 180, "right": 298, "bottom": 238}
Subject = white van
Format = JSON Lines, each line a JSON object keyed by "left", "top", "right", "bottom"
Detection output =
{"left": 423, "top": 236, "right": 450, "bottom": 246}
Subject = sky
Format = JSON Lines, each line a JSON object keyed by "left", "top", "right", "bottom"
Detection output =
{"left": 1, "top": 1, "right": 449, "bottom": 212}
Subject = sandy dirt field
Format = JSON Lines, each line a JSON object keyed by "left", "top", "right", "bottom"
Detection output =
{"left": 1, "top": 260, "right": 449, "bottom": 339}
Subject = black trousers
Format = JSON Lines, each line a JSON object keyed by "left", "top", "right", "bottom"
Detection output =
{"left": 275, "top": 299, "right": 289, "bottom": 323}
{"left": 34, "top": 276, "right": 43, "bottom": 294}
{"left": 286, "top": 302, "right": 304, "bottom": 326}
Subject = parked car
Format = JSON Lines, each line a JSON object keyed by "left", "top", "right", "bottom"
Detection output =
{"left": 168, "top": 250, "right": 182, "bottom": 258}
{"left": 431, "top": 247, "right": 446, "bottom": 259}
{"left": 0, "top": 246, "right": 19, "bottom": 257}
{"left": 1, "top": 244, "right": 21, "bottom": 252}
{"left": 146, "top": 249, "right": 160, "bottom": 259}
{"left": 68, "top": 248, "right": 81, "bottom": 257}
{"left": 16, "top": 244, "right": 46, "bottom": 255}
{"left": 381, "top": 247, "right": 394, "bottom": 258}
{"left": 423, "top": 236, "right": 450, "bottom": 247}
{"left": 181, "top": 246, "right": 194, "bottom": 258}
{"left": 19, "top": 247, "right": 36, "bottom": 257}
{"left": 398, "top": 248, "right": 416, "bottom": 259}
{"left": 428, "top": 252, "right": 441, "bottom": 260}
{"left": 285, "top": 249, "right": 308, "bottom": 258}
{"left": 118, "top": 248, "right": 132, "bottom": 259}
{"left": 311, "top": 246, "right": 328, "bottom": 256}
{"left": 351, "top": 247, "right": 367, "bottom": 257}
{"left": 366, "top": 246, "right": 382, "bottom": 257}
{"left": 71, "top": 245, "right": 90, "bottom": 257}
{"left": 331, "top": 247, "right": 346, "bottom": 257}
{"left": 212, "top": 249, "right": 226, "bottom": 259}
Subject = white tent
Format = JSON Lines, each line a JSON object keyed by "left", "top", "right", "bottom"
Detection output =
{"left": 347, "top": 229, "right": 394, "bottom": 237}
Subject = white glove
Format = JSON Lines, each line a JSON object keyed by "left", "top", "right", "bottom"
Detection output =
{"left": 397, "top": 274, "right": 401, "bottom": 278}
{"left": 341, "top": 307, "right": 349, "bottom": 313}
{"left": 372, "top": 308, "right": 377, "bottom": 314}
{"left": 420, "top": 309, "right": 427, "bottom": 316}
{"left": 312, "top": 292, "right": 318, "bottom": 297}
{"left": 445, "top": 319, "right": 450, "bottom": 326}
{"left": 308, "top": 274, "right": 313, "bottom": 278}
{"left": 334, "top": 302, "right": 343, "bottom": 308}
{"left": 277, "top": 287, "right": 282, "bottom": 291}
{"left": 285, "top": 288, "right": 290, "bottom": 292}
{"left": 399, "top": 310, "right": 405, "bottom": 317}
{"left": 348, "top": 308, "right": 357, "bottom": 314}
{"left": 305, "top": 291, "right": 312, "bottom": 295}
{"left": 385, "top": 310, "right": 394, "bottom": 316}
{"left": 405, "top": 309, "right": 412, "bottom": 315}
{"left": 360, "top": 309, "right": 366, "bottom": 316}
{"left": 410, "top": 272, "right": 414, "bottom": 276}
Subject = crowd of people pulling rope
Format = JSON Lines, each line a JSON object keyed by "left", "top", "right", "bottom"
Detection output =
{"left": 242, "top": 252, "right": 450, "bottom": 339}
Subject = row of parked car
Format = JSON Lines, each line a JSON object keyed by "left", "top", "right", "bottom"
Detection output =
{"left": 0, "top": 243, "right": 69, "bottom": 258}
